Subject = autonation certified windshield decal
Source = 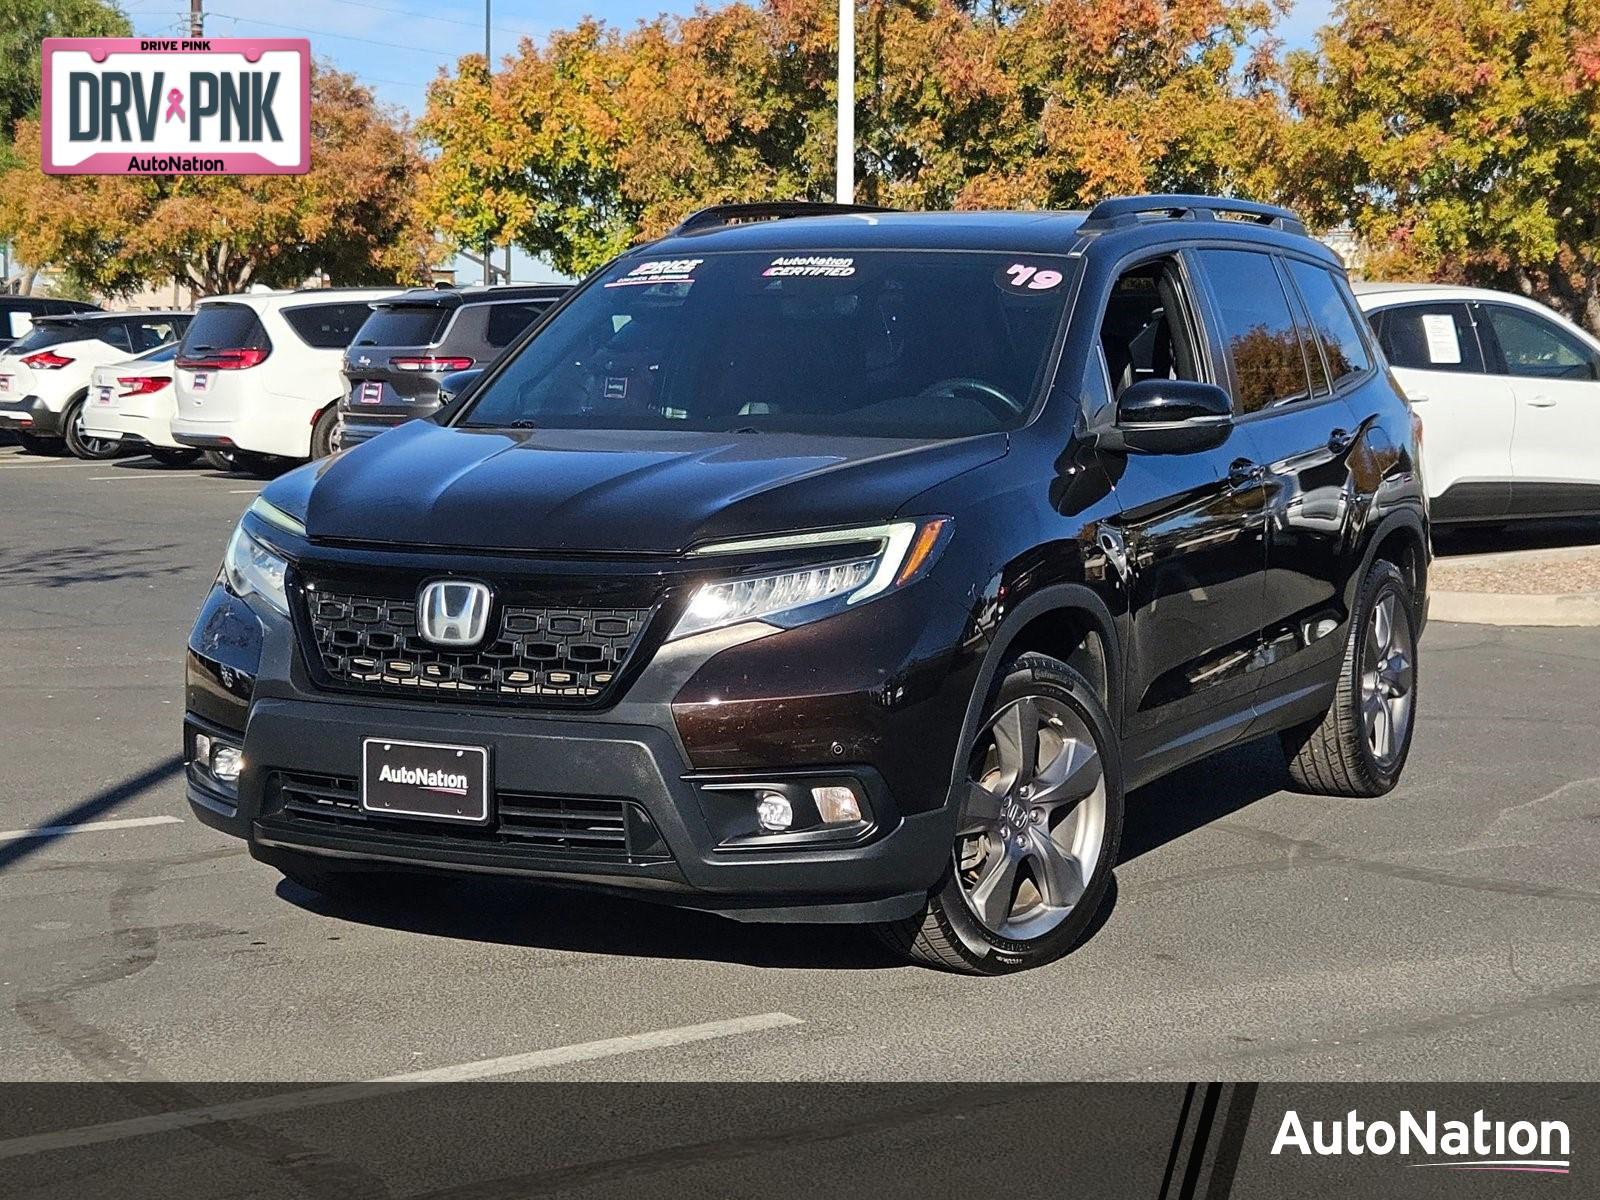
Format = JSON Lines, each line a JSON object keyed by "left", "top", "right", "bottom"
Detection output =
{"left": 41, "top": 37, "right": 310, "bottom": 175}
{"left": 1272, "top": 1107, "right": 1572, "bottom": 1174}
{"left": 605, "top": 258, "right": 703, "bottom": 287}
{"left": 763, "top": 255, "right": 856, "bottom": 278}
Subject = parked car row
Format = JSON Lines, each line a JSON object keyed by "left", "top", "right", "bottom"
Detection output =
{"left": 2, "top": 273, "right": 1594, "bottom": 530}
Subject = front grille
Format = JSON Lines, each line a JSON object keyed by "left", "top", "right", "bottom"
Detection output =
{"left": 265, "top": 771, "right": 670, "bottom": 863}
{"left": 300, "top": 585, "right": 653, "bottom": 707}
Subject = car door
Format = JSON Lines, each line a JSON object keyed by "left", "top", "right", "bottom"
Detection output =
{"left": 1477, "top": 301, "right": 1600, "bottom": 517}
{"left": 1093, "top": 252, "right": 1271, "bottom": 781}
{"left": 1368, "top": 299, "right": 1511, "bottom": 521}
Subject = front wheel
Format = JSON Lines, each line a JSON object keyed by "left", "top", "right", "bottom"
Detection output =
{"left": 63, "top": 395, "right": 122, "bottom": 460}
{"left": 878, "top": 652, "right": 1123, "bottom": 975}
{"left": 1280, "top": 559, "right": 1418, "bottom": 796}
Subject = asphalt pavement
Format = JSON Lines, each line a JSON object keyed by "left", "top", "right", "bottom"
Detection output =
{"left": 3, "top": 445, "right": 1599, "bottom": 1085}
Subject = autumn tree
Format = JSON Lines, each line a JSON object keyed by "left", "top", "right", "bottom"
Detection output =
{"left": 420, "top": 0, "right": 1288, "bottom": 276}
{"left": 1285, "top": 0, "right": 1600, "bottom": 333}
{"left": 0, "top": 0, "right": 129, "bottom": 169}
{"left": 0, "top": 68, "right": 440, "bottom": 297}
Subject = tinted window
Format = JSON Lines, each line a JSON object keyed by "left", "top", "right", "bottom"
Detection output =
{"left": 351, "top": 305, "right": 446, "bottom": 347}
{"left": 1285, "top": 260, "right": 1371, "bottom": 383}
{"left": 461, "top": 251, "right": 1073, "bottom": 439}
{"left": 483, "top": 301, "right": 552, "bottom": 348}
{"left": 1484, "top": 305, "right": 1598, "bottom": 381}
{"left": 1373, "top": 303, "right": 1484, "bottom": 374}
{"left": 126, "top": 316, "right": 187, "bottom": 352}
{"left": 282, "top": 301, "right": 377, "bottom": 350}
{"left": 182, "top": 304, "right": 270, "bottom": 353}
{"left": 8, "top": 322, "right": 87, "bottom": 353}
{"left": 1196, "top": 249, "right": 1311, "bottom": 413}
{"left": 97, "top": 322, "right": 133, "bottom": 352}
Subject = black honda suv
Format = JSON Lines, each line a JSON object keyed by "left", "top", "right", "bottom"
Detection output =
{"left": 185, "top": 197, "right": 1427, "bottom": 974}
{"left": 337, "top": 285, "right": 568, "bottom": 449}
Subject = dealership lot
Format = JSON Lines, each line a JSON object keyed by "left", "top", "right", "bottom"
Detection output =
{"left": 2, "top": 445, "right": 1599, "bottom": 1083}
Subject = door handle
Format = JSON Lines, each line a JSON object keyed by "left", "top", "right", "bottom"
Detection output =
{"left": 1227, "top": 458, "right": 1265, "bottom": 487}
{"left": 1328, "top": 427, "right": 1355, "bottom": 453}
{"left": 1526, "top": 394, "right": 1557, "bottom": 407}
{"left": 1406, "top": 393, "right": 1430, "bottom": 403}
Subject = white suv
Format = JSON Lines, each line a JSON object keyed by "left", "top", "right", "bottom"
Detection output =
{"left": 170, "top": 288, "right": 402, "bottom": 466}
{"left": 1357, "top": 283, "right": 1600, "bottom": 524}
{"left": 0, "top": 311, "right": 190, "bottom": 458}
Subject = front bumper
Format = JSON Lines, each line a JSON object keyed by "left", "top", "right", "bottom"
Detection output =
{"left": 184, "top": 573, "right": 977, "bottom": 924}
{"left": 0, "top": 396, "right": 63, "bottom": 436}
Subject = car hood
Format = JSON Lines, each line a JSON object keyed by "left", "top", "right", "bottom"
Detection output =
{"left": 271, "top": 420, "right": 1005, "bottom": 555}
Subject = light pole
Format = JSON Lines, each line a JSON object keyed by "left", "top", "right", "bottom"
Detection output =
{"left": 835, "top": 0, "right": 853, "bottom": 204}
{"left": 483, "top": 0, "right": 493, "bottom": 284}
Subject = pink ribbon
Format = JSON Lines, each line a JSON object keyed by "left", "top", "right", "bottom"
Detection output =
{"left": 164, "top": 88, "right": 185, "bottom": 123}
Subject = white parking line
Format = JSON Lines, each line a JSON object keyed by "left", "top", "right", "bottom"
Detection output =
{"left": 87, "top": 474, "right": 212, "bottom": 482}
{"left": 0, "top": 1012, "right": 803, "bottom": 1161}
{"left": 0, "top": 814, "right": 183, "bottom": 844}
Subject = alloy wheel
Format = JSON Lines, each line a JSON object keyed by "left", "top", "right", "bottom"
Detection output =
{"left": 71, "top": 405, "right": 118, "bottom": 458}
{"left": 954, "top": 693, "right": 1106, "bottom": 941}
{"left": 1361, "top": 590, "right": 1414, "bottom": 767}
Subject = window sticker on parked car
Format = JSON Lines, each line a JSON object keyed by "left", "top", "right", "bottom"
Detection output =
{"left": 1421, "top": 312, "right": 1463, "bottom": 364}
{"left": 995, "top": 262, "right": 1065, "bottom": 293}
{"left": 762, "top": 255, "right": 857, "bottom": 278}
{"left": 605, "top": 259, "right": 704, "bottom": 288}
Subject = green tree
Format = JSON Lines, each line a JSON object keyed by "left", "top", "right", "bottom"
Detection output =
{"left": 1286, "top": 0, "right": 1600, "bottom": 332}
{"left": 0, "top": 0, "right": 130, "bottom": 165}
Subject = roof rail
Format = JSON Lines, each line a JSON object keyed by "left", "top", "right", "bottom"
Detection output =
{"left": 670, "top": 200, "right": 897, "bottom": 237}
{"left": 1080, "top": 194, "right": 1306, "bottom": 236}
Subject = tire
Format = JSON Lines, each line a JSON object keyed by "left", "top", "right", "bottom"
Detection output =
{"left": 17, "top": 431, "right": 64, "bottom": 456}
{"left": 310, "top": 405, "right": 339, "bottom": 459}
{"left": 149, "top": 447, "right": 201, "bottom": 467}
{"left": 62, "top": 393, "right": 123, "bottom": 460}
{"left": 1280, "top": 559, "right": 1418, "bottom": 797}
{"left": 877, "top": 652, "right": 1124, "bottom": 975}
{"left": 202, "top": 449, "right": 237, "bottom": 472}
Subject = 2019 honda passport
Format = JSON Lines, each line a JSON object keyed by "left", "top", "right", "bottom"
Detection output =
{"left": 184, "top": 196, "right": 1428, "bottom": 974}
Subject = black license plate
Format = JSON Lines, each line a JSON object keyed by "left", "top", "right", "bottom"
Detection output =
{"left": 361, "top": 738, "right": 490, "bottom": 824}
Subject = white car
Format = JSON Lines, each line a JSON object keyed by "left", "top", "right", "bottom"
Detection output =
{"left": 1356, "top": 283, "right": 1600, "bottom": 524}
{"left": 79, "top": 343, "right": 202, "bottom": 466}
{"left": 0, "top": 311, "right": 191, "bottom": 459}
{"left": 170, "top": 288, "right": 403, "bottom": 466}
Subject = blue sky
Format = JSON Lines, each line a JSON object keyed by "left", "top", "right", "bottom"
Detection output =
{"left": 118, "top": 0, "right": 1335, "bottom": 279}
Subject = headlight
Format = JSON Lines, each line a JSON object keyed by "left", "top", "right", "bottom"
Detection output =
{"left": 221, "top": 524, "right": 290, "bottom": 615}
{"left": 671, "top": 518, "right": 949, "bottom": 640}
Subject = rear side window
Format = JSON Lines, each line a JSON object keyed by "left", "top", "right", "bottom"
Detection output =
{"left": 1284, "top": 260, "right": 1371, "bottom": 384}
{"left": 1195, "top": 249, "right": 1312, "bottom": 413}
{"left": 126, "top": 316, "right": 187, "bottom": 353}
{"left": 483, "top": 302, "right": 551, "bottom": 348}
{"left": 1373, "top": 303, "right": 1484, "bottom": 374}
{"left": 351, "top": 305, "right": 447, "bottom": 347}
{"left": 282, "top": 302, "right": 377, "bottom": 350}
{"left": 96, "top": 322, "right": 133, "bottom": 352}
{"left": 182, "top": 304, "right": 270, "bottom": 353}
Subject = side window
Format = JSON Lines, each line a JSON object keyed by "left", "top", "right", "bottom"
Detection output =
{"left": 98, "top": 321, "right": 133, "bottom": 353}
{"left": 484, "top": 302, "right": 551, "bottom": 349}
{"left": 282, "top": 302, "right": 378, "bottom": 350}
{"left": 1194, "top": 248, "right": 1312, "bottom": 414}
{"left": 1098, "top": 256, "right": 1203, "bottom": 399}
{"left": 127, "top": 318, "right": 181, "bottom": 352}
{"left": 1483, "top": 304, "right": 1598, "bottom": 381}
{"left": 1284, "top": 259, "right": 1372, "bottom": 384}
{"left": 1373, "top": 303, "right": 1484, "bottom": 374}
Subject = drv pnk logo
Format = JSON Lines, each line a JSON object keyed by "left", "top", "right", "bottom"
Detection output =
{"left": 41, "top": 38, "right": 309, "bottom": 175}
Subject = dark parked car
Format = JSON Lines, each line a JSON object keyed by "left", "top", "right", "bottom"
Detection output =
{"left": 337, "top": 285, "right": 568, "bottom": 448}
{"left": 0, "top": 296, "right": 101, "bottom": 353}
{"left": 185, "top": 197, "right": 1428, "bottom": 974}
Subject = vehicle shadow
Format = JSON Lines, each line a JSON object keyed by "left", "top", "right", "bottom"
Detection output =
{"left": 1433, "top": 517, "right": 1600, "bottom": 558}
{"left": 270, "top": 740, "right": 1291, "bottom": 972}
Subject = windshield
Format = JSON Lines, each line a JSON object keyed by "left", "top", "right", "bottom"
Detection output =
{"left": 458, "top": 250, "right": 1074, "bottom": 438}
{"left": 352, "top": 305, "right": 448, "bottom": 347}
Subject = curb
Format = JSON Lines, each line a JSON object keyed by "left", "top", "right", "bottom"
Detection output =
{"left": 1429, "top": 589, "right": 1600, "bottom": 627}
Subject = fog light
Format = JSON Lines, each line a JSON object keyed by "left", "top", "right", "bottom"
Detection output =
{"left": 193, "top": 733, "right": 212, "bottom": 767}
{"left": 812, "top": 785, "right": 862, "bottom": 824}
{"left": 755, "top": 791, "right": 793, "bottom": 832}
{"left": 210, "top": 744, "right": 244, "bottom": 783}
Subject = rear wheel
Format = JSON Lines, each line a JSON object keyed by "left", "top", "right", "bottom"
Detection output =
{"left": 1280, "top": 559, "right": 1418, "bottom": 797}
{"left": 310, "top": 405, "right": 340, "bottom": 459}
{"left": 149, "top": 447, "right": 201, "bottom": 467}
{"left": 17, "top": 431, "right": 64, "bottom": 456}
{"left": 63, "top": 394, "right": 122, "bottom": 460}
{"left": 878, "top": 653, "right": 1123, "bottom": 975}
{"left": 202, "top": 449, "right": 237, "bottom": 471}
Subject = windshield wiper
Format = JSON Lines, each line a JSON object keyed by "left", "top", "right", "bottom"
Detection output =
{"left": 508, "top": 418, "right": 539, "bottom": 429}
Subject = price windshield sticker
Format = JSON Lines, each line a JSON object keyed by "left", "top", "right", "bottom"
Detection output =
{"left": 605, "top": 259, "right": 703, "bottom": 287}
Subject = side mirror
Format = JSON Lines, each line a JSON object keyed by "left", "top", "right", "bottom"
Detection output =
{"left": 1094, "top": 379, "right": 1233, "bottom": 454}
{"left": 437, "top": 367, "right": 485, "bottom": 408}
